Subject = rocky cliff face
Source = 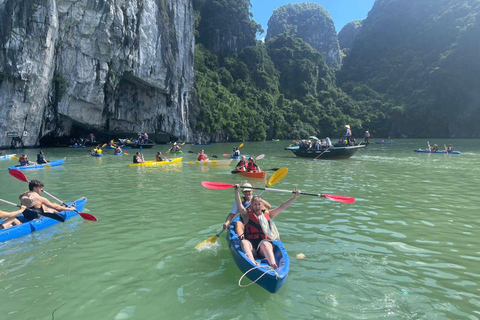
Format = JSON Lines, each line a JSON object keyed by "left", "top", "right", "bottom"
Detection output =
{"left": 0, "top": 0, "right": 194, "bottom": 147}
{"left": 338, "top": 20, "right": 363, "bottom": 52}
{"left": 265, "top": 3, "right": 342, "bottom": 70}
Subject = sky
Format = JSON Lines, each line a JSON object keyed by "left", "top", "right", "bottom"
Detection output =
{"left": 250, "top": 0, "right": 376, "bottom": 38}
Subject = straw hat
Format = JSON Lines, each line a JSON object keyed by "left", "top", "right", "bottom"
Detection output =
{"left": 345, "top": 125, "right": 350, "bottom": 129}
{"left": 242, "top": 183, "right": 253, "bottom": 192}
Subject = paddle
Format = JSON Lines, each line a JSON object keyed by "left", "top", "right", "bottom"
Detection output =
{"left": 12, "top": 156, "right": 19, "bottom": 161}
{"left": 315, "top": 146, "right": 332, "bottom": 160}
{"left": 140, "top": 146, "right": 145, "bottom": 162}
{"left": 195, "top": 167, "right": 289, "bottom": 249}
{"left": 8, "top": 169, "right": 97, "bottom": 221}
{"left": 239, "top": 143, "right": 244, "bottom": 148}
{"left": 201, "top": 181, "right": 355, "bottom": 203}
{"left": 0, "top": 198, "right": 66, "bottom": 222}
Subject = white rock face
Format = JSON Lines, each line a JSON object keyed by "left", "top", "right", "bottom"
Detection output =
{"left": 0, "top": 0, "right": 194, "bottom": 147}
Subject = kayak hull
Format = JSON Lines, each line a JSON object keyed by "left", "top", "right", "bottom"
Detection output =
{"left": 8, "top": 159, "right": 66, "bottom": 170}
{"left": 236, "top": 171, "right": 267, "bottom": 179}
{"left": 414, "top": 149, "right": 460, "bottom": 154}
{"left": 227, "top": 218, "right": 289, "bottom": 293}
{"left": 188, "top": 159, "right": 232, "bottom": 166}
{"left": 128, "top": 157, "right": 183, "bottom": 167}
{"left": 0, "top": 198, "right": 87, "bottom": 242}
{"left": 0, "top": 154, "right": 16, "bottom": 160}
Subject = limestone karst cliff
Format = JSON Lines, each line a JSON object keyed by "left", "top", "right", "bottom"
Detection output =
{"left": 0, "top": 0, "right": 194, "bottom": 147}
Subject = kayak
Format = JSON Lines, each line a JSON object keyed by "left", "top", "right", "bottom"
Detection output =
{"left": 8, "top": 159, "right": 66, "bottom": 170}
{"left": 188, "top": 159, "right": 232, "bottom": 166}
{"left": 414, "top": 149, "right": 461, "bottom": 154}
{"left": 0, "top": 198, "right": 87, "bottom": 242}
{"left": 128, "top": 157, "right": 183, "bottom": 167}
{"left": 375, "top": 142, "right": 398, "bottom": 145}
{"left": 168, "top": 150, "right": 183, "bottom": 154}
{"left": 114, "top": 152, "right": 123, "bottom": 156}
{"left": 234, "top": 171, "right": 267, "bottom": 179}
{"left": 91, "top": 153, "right": 103, "bottom": 157}
{"left": 227, "top": 217, "right": 289, "bottom": 293}
{"left": 0, "top": 154, "right": 16, "bottom": 160}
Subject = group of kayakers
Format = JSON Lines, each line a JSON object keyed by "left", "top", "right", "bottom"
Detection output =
{"left": 0, "top": 179, "right": 76, "bottom": 230}
{"left": 132, "top": 151, "right": 168, "bottom": 163}
{"left": 235, "top": 156, "right": 261, "bottom": 172}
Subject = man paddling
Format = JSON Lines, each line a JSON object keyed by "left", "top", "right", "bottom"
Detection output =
{"left": 19, "top": 180, "right": 76, "bottom": 223}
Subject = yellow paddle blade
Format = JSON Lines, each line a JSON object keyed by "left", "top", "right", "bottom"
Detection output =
{"left": 181, "top": 142, "right": 185, "bottom": 145}
{"left": 12, "top": 156, "right": 19, "bottom": 161}
{"left": 238, "top": 143, "right": 244, "bottom": 148}
{"left": 267, "top": 167, "right": 288, "bottom": 187}
{"left": 195, "top": 235, "right": 218, "bottom": 250}
{"left": 101, "top": 143, "right": 107, "bottom": 148}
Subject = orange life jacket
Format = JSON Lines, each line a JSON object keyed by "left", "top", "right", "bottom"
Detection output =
{"left": 198, "top": 154, "right": 205, "bottom": 161}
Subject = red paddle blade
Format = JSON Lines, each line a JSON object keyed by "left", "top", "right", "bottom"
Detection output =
{"left": 201, "top": 181, "right": 235, "bottom": 190}
{"left": 321, "top": 194, "right": 356, "bottom": 203}
{"left": 9, "top": 169, "right": 30, "bottom": 182}
{"left": 78, "top": 212, "right": 98, "bottom": 221}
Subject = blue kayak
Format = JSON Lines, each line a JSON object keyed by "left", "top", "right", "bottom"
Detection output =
{"left": 8, "top": 158, "right": 66, "bottom": 170}
{"left": 0, "top": 198, "right": 87, "bottom": 242}
{"left": 114, "top": 152, "right": 123, "bottom": 156}
{"left": 227, "top": 217, "right": 289, "bottom": 293}
{"left": 414, "top": 149, "right": 461, "bottom": 154}
{"left": 91, "top": 154, "right": 103, "bottom": 157}
{"left": 0, "top": 154, "right": 16, "bottom": 160}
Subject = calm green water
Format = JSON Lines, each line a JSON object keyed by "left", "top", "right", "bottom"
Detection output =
{"left": 1, "top": 140, "right": 479, "bottom": 319}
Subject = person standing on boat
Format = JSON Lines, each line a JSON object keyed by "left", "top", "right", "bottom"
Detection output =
{"left": 0, "top": 205, "right": 27, "bottom": 229}
{"left": 89, "top": 133, "right": 95, "bottom": 143}
{"left": 246, "top": 157, "right": 260, "bottom": 173}
{"left": 36, "top": 150, "right": 48, "bottom": 164}
{"left": 197, "top": 150, "right": 208, "bottom": 161}
{"left": 233, "top": 184, "right": 301, "bottom": 269}
{"left": 344, "top": 125, "right": 352, "bottom": 145}
{"left": 18, "top": 180, "right": 76, "bottom": 223}
{"left": 365, "top": 131, "right": 371, "bottom": 144}
{"left": 223, "top": 183, "right": 271, "bottom": 230}
{"left": 235, "top": 156, "right": 248, "bottom": 171}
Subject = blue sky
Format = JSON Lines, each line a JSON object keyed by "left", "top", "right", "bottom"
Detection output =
{"left": 250, "top": 0, "right": 376, "bottom": 38}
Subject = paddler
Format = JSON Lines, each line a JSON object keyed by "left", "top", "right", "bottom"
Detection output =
{"left": 223, "top": 183, "right": 271, "bottom": 230}
{"left": 18, "top": 180, "right": 76, "bottom": 223}
{"left": 233, "top": 184, "right": 301, "bottom": 269}
{"left": 19, "top": 154, "right": 34, "bottom": 166}
{"left": 197, "top": 150, "right": 208, "bottom": 161}
{"left": 156, "top": 152, "right": 167, "bottom": 161}
{"left": 235, "top": 156, "right": 248, "bottom": 172}
{"left": 36, "top": 150, "right": 49, "bottom": 164}
{"left": 133, "top": 152, "right": 144, "bottom": 163}
{"left": 246, "top": 157, "right": 260, "bottom": 173}
{"left": 114, "top": 146, "right": 123, "bottom": 154}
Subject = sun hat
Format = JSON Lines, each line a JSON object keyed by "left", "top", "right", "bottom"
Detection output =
{"left": 242, "top": 183, "right": 253, "bottom": 192}
{"left": 345, "top": 125, "right": 350, "bottom": 128}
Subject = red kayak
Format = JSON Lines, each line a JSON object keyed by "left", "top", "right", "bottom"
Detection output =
{"left": 235, "top": 171, "right": 267, "bottom": 179}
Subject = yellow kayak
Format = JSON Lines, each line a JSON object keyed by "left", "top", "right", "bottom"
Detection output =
{"left": 128, "top": 157, "right": 183, "bottom": 167}
{"left": 187, "top": 159, "right": 232, "bottom": 166}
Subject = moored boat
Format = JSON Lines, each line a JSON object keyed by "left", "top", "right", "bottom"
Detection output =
{"left": 8, "top": 159, "right": 66, "bottom": 170}
{"left": 227, "top": 218, "right": 289, "bottom": 293}
{"left": 128, "top": 157, "right": 183, "bottom": 167}
{"left": 188, "top": 159, "right": 232, "bottom": 166}
{"left": 291, "top": 145, "right": 365, "bottom": 159}
{"left": 0, "top": 198, "right": 87, "bottom": 242}
{"left": 125, "top": 141, "right": 155, "bottom": 149}
{"left": 234, "top": 171, "right": 267, "bottom": 179}
{"left": 414, "top": 149, "right": 461, "bottom": 154}
{"left": 0, "top": 154, "right": 16, "bottom": 160}
{"left": 284, "top": 146, "right": 299, "bottom": 150}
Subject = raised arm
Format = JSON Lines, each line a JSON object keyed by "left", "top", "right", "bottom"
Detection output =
{"left": 234, "top": 185, "right": 248, "bottom": 220}
{"left": 269, "top": 188, "right": 301, "bottom": 219}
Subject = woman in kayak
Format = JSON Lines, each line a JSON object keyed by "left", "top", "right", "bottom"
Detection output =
{"left": 234, "top": 184, "right": 301, "bottom": 269}
{"left": 0, "top": 205, "right": 26, "bottom": 229}
{"left": 246, "top": 157, "right": 260, "bottom": 173}
{"left": 235, "top": 156, "right": 247, "bottom": 171}
{"left": 133, "top": 152, "right": 144, "bottom": 163}
{"left": 156, "top": 152, "right": 167, "bottom": 161}
{"left": 197, "top": 150, "right": 208, "bottom": 161}
{"left": 19, "top": 154, "right": 34, "bottom": 166}
{"left": 19, "top": 180, "right": 76, "bottom": 223}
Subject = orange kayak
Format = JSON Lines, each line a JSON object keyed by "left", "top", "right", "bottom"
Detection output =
{"left": 236, "top": 171, "right": 267, "bottom": 179}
